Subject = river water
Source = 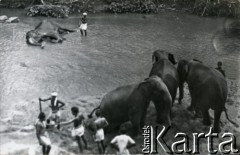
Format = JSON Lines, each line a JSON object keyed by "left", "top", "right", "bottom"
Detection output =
{"left": 0, "top": 9, "right": 240, "bottom": 154}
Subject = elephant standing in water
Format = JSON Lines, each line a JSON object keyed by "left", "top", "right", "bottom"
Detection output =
{"left": 177, "top": 60, "right": 237, "bottom": 132}
{"left": 149, "top": 50, "right": 179, "bottom": 104}
{"left": 88, "top": 76, "right": 172, "bottom": 136}
{"left": 26, "top": 20, "right": 76, "bottom": 47}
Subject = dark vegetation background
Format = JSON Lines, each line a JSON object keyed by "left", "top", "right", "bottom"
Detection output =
{"left": 0, "top": 0, "right": 240, "bottom": 17}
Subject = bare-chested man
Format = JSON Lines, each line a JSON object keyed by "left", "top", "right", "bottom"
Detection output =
{"left": 35, "top": 112, "right": 52, "bottom": 155}
{"left": 39, "top": 92, "right": 65, "bottom": 128}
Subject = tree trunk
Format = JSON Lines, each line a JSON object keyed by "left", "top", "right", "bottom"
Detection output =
{"left": 31, "top": 0, "right": 46, "bottom": 5}
{"left": 201, "top": 0, "right": 209, "bottom": 16}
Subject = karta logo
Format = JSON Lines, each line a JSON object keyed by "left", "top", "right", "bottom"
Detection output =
{"left": 142, "top": 126, "right": 239, "bottom": 154}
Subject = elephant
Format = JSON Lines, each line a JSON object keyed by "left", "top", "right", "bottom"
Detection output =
{"left": 26, "top": 20, "right": 76, "bottom": 47}
{"left": 149, "top": 50, "right": 179, "bottom": 104}
{"left": 177, "top": 59, "right": 237, "bottom": 132}
{"left": 88, "top": 76, "right": 172, "bottom": 136}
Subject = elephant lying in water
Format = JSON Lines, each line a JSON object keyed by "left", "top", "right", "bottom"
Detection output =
{"left": 177, "top": 59, "right": 238, "bottom": 132}
{"left": 88, "top": 76, "right": 172, "bottom": 136}
{"left": 26, "top": 20, "right": 76, "bottom": 48}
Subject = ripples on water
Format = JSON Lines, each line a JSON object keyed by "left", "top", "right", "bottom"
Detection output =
{"left": 0, "top": 9, "right": 239, "bottom": 120}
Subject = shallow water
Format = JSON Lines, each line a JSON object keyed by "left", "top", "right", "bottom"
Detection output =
{"left": 1, "top": 9, "right": 240, "bottom": 110}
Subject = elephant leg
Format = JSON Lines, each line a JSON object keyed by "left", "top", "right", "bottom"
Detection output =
{"left": 202, "top": 109, "right": 211, "bottom": 125}
{"left": 156, "top": 113, "right": 171, "bottom": 126}
{"left": 194, "top": 108, "right": 202, "bottom": 119}
{"left": 156, "top": 106, "right": 171, "bottom": 126}
{"left": 131, "top": 119, "right": 140, "bottom": 137}
{"left": 191, "top": 98, "right": 201, "bottom": 118}
{"left": 187, "top": 102, "right": 194, "bottom": 111}
{"left": 140, "top": 102, "right": 150, "bottom": 128}
{"left": 178, "top": 84, "right": 184, "bottom": 104}
{"left": 140, "top": 111, "right": 146, "bottom": 128}
{"left": 129, "top": 110, "right": 141, "bottom": 137}
{"left": 213, "top": 110, "right": 222, "bottom": 133}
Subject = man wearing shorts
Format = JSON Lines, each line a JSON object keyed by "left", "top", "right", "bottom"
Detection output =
{"left": 94, "top": 110, "right": 108, "bottom": 154}
{"left": 35, "top": 112, "right": 52, "bottom": 155}
{"left": 59, "top": 106, "right": 88, "bottom": 153}
{"left": 39, "top": 92, "right": 65, "bottom": 128}
{"left": 79, "top": 12, "right": 87, "bottom": 36}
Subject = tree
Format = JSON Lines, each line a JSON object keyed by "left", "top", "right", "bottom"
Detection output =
{"left": 31, "top": 0, "right": 46, "bottom": 5}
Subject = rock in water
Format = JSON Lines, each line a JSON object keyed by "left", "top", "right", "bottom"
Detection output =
{"left": 0, "top": 15, "right": 8, "bottom": 22}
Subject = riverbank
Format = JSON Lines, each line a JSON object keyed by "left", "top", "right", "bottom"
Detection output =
{"left": 1, "top": 79, "right": 239, "bottom": 154}
{"left": 0, "top": 0, "right": 240, "bottom": 18}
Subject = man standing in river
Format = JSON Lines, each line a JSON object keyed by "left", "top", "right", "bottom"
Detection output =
{"left": 39, "top": 92, "right": 66, "bottom": 129}
{"left": 79, "top": 12, "right": 88, "bottom": 36}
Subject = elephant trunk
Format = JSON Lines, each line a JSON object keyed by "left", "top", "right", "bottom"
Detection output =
{"left": 88, "top": 106, "right": 100, "bottom": 118}
{"left": 178, "top": 82, "right": 184, "bottom": 104}
{"left": 177, "top": 60, "right": 189, "bottom": 104}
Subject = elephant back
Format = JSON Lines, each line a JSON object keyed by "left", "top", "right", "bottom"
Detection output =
{"left": 36, "top": 20, "right": 58, "bottom": 33}
{"left": 149, "top": 60, "right": 179, "bottom": 102}
{"left": 187, "top": 62, "right": 228, "bottom": 109}
{"left": 100, "top": 84, "right": 136, "bottom": 123}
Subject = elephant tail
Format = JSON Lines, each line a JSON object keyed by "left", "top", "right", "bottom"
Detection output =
{"left": 88, "top": 106, "right": 100, "bottom": 118}
{"left": 224, "top": 107, "right": 239, "bottom": 128}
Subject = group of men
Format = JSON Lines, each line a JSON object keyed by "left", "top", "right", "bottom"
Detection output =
{"left": 35, "top": 92, "right": 136, "bottom": 155}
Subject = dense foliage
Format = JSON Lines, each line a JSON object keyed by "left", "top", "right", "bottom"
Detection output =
{"left": 26, "top": 5, "right": 70, "bottom": 18}
{"left": 0, "top": 0, "right": 239, "bottom": 17}
{"left": 104, "top": 1, "right": 158, "bottom": 13}
{"left": 192, "top": 0, "right": 240, "bottom": 17}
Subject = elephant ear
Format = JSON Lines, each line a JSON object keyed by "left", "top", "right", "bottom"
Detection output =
{"left": 168, "top": 53, "right": 177, "bottom": 65}
{"left": 152, "top": 54, "right": 159, "bottom": 64}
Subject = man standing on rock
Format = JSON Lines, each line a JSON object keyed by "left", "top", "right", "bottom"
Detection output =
{"left": 39, "top": 92, "right": 65, "bottom": 128}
